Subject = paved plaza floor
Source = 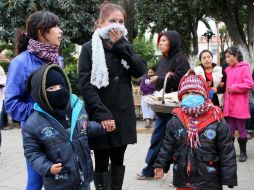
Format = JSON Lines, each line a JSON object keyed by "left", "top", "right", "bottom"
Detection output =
{"left": 0, "top": 124, "right": 253, "bottom": 190}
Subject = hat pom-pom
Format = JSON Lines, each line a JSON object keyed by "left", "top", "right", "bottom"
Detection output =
{"left": 186, "top": 69, "right": 196, "bottom": 76}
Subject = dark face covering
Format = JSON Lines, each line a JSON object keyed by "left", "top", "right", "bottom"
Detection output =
{"left": 46, "top": 69, "right": 70, "bottom": 117}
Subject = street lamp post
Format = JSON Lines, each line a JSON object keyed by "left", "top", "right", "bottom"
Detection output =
{"left": 215, "top": 21, "right": 220, "bottom": 65}
{"left": 202, "top": 30, "right": 215, "bottom": 50}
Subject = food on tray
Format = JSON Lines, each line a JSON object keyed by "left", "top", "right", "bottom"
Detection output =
{"left": 148, "top": 91, "right": 179, "bottom": 103}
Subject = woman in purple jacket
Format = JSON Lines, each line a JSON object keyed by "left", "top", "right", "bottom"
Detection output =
{"left": 5, "top": 11, "right": 63, "bottom": 190}
{"left": 140, "top": 68, "right": 156, "bottom": 128}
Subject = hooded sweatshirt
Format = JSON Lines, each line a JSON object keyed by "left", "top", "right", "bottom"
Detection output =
{"left": 156, "top": 30, "right": 190, "bottom": 93}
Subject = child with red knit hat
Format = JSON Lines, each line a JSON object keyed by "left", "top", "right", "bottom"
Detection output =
{"left": 153, "top": 70, "right": 237, "bottom": 190}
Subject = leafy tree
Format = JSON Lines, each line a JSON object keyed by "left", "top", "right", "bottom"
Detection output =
{"left": 0, "top": 60, "right": 10, "bottom": 73}
{"left": 136, "top": 0, "right": 205, "bottom": 56}
{"left": 64, "top": 62, "right": 79, "bottom": 95}
{"left": 121, "top": 0, "right": 135, "bottom": 43}
{"left": 199, "top": 0, "right": 254, "bottom": 64}
{"left": 202, "top": 30, "right": 215, "bottom": 49}
{"left": 219, "top": 25, "right": 232, "bottom": 54}
{"left": 0, "top": 0, "right": 101, "bottom": 45}
{"left": 133, "top": 37, "right": 156, "bottom": 68}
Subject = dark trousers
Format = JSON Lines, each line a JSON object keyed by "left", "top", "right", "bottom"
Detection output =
{"left": 94, "top": 145, "right": 127, "bottom": 173}
{"left": 142, "top": 113, "right": 172, "bottom": 177}
{"left": 246, "top": 103, "right": 254, "bottom": 131}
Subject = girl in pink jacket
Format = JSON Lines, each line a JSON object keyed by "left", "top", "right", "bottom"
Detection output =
{"left": 224, "top": 47, "right": 254, "bottom": 162}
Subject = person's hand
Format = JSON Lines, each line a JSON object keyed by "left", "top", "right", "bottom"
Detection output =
{"left": 149, "top": 76, "right": 158, "bottom": 84}
{"left": 228, "top": 185, "right": 234, "bottom": 188}
{"left": 219, "top": 82, "right": 225, "bottom": 87}
{"left": 228, "top": 87, "right": 232, "bottom": 94}
{"left": 50, "top": 163, "right": 62, "bottom": 174}
{"left": 101, "top": 119, "right": 116, "bottom": 132}
{"left": 212, "top": 87, "right": 218, "bottom": 93}
{"left": 154, "top": 168, "right": 164, "bottom": 179}
{"left": 206, "top": 81, "right": 212, "bottom": 87}
{"left": 109, "top": 29, "right": 123, "bottom": 44}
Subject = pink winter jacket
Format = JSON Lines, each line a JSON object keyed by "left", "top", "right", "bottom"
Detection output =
{"left": 223, "top": 61, "right": 254, "bottom": 119}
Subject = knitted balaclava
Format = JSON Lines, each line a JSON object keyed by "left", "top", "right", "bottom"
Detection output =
{"left": 178, "top": 70, "right": 208, "bottom": 101}
{"left": 46, "top": 69, "right": 70, "bottom": 116}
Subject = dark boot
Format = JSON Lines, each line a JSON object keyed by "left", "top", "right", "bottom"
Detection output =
{"left": 238, "top": 138, "right": 247, "bottom": 162}
{"left": 94, "top": 171, "right": 111, "bottom": 190}
{"left": 110, "top": 165, "right": 125, "bottom": 190}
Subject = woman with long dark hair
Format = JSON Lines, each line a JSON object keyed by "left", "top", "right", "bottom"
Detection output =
{"left": 5, "top": 11, "right": 63, "bottom": 190}
{"left": 195, "top": 49, "right": 226, "bottom": 107}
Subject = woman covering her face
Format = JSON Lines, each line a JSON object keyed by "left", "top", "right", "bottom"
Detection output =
{"left": 78, "top": 1, "right": 146, "bottom": 189}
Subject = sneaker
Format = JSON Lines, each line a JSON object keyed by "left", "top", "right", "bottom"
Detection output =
{"left": 136, "top": 172, "right": 155, "bottom": 180}
{"left": 145, "top": 119, "right": 150, "bottom": 128}
{"left": 145, "top": 119, "right": 153, "bottom": 128}
{"left": 148, "top": 119, "right": 153, "bottom": 128}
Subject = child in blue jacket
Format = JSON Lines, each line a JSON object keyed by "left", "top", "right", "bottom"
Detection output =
{"left": 23, "top": 64, "right": 106, "bottom": 190}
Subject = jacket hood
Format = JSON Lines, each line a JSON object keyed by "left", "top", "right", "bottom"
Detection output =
{"left": 234, "top": 61, "right": 249, "bottom": 67}
{"left": 26, "top": 64, "right": 72, "bottom": 114}
{"left": 157, "top": 30, "right": 181, "bottom": 59}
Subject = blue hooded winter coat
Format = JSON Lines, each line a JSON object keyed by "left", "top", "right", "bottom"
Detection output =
{"left": 23, "top": 64, "right": 104, "bottom": 190}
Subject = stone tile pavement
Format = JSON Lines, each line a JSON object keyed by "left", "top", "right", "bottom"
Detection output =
{"left": 0, "top": 124, "right": 253, "bottom": 190}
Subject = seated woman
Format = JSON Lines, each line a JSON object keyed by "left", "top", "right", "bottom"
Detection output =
{"left": 140, "top": 67, "right": 156, "bottom": 128}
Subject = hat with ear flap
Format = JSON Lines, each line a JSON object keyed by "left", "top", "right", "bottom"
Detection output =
{"left": 178, "top": 69, "right": 208, "bottom": 101}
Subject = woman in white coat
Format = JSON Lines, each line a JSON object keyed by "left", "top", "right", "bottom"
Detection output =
{"left": 195, "top": 49, "right": 226, "bottom": 106}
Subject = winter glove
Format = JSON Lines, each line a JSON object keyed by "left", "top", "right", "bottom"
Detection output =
{"left": 228, "top": 185, "right": 234, "bottom": 188}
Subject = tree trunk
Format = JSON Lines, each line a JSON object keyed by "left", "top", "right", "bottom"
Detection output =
{"left": 246, "top": 0, "right": 254, "bottom": 67}
{"left": 206, "top": 0, "right": 254, "bottom": 66}
{"left": 122, "top": 0, "right": 135, "bottom": 44}
{"left": 220, "top": 15, "right": 254, "bottom": 66}
{"left": 191, "top": 21, "right": 199, "bottom": 56}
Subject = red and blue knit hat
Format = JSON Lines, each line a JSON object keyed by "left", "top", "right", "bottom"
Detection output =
{"left": 178, "top": 70, "right": 208, "bottom": 101}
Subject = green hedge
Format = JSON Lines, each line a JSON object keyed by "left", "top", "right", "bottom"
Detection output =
{"left": 64, "top": 62, "right": 79, "bottom": 96}
{"left": 133, "top": 37, "right": 157, "bottom": 68}
{"left": 0, "top": 60, "right": 10, "bottom": 73}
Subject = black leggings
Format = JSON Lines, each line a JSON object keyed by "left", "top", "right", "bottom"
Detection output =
{"left": 94, "top": 145, "right": 127, "bottom": 173}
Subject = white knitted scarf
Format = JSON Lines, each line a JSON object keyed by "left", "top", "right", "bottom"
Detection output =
{"left": 91, "top": 23, "right": 128, "bottom": 89}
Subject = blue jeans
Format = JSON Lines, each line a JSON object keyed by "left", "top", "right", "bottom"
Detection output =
{"left": 80, "top": 184, "right": 91, "bottom": 190}
{"left": 141, "top": 113, "right": 172, "bottom": 177}
{"left": 26, "top": 160, "right": 43, "bottom": 190}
